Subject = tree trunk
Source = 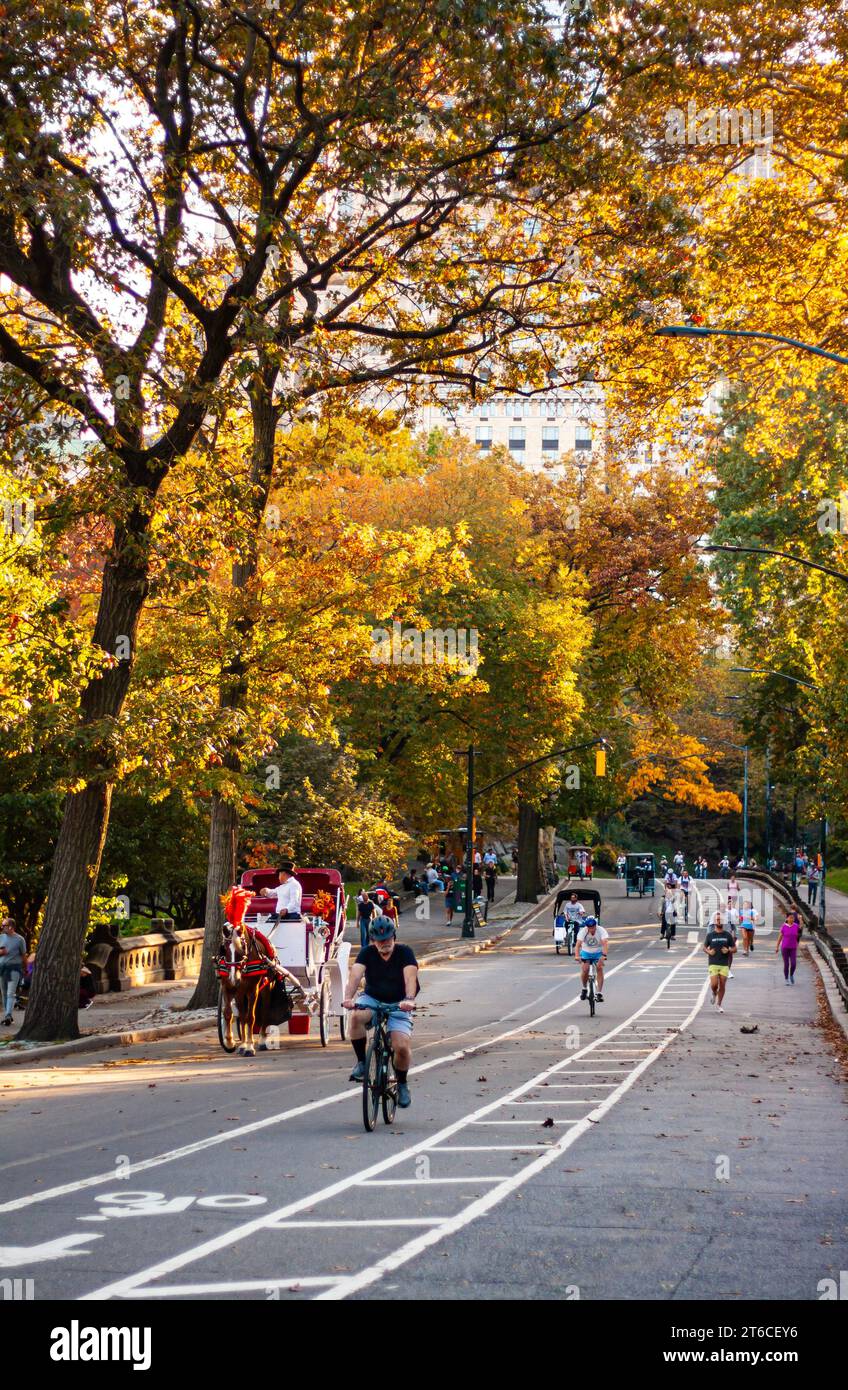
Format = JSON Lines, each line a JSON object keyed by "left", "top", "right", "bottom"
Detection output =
{"left": 19, "top": 507, "right": 151, "bottom": 1040}
{"left": 188, "top": 365, "right": 280, "bottom": 1008}
{"left": 516, "top": 799, "right": 541, "bottom": 903}
{"left": 190, "top": 793, "right": 239, "bottom": 1007}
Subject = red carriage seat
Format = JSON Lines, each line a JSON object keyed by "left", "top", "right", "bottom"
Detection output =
{"left": 240, "top": 867, "right": 344, "bottom": 936}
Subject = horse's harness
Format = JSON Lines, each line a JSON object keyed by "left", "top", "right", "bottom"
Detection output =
{"left": 219, "top": 923, "right": 278, "bottom": 988}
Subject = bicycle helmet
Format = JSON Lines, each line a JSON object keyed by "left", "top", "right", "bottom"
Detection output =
{"left": 369, "top": 915, "right": 397, "bottom": 942}
{"left": 582, "top": 915, "right": 598, "bottom": 929}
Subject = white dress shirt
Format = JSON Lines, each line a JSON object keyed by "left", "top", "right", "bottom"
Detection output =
{"left": 270, "top": 876, "right": 302, "bottom": 916}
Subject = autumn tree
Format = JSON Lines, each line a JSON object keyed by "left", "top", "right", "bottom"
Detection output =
{"left": 3, "top": 0, "right": 695, "bottom": 1038}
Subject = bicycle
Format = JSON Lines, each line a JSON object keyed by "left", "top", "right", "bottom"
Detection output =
{"left": 583, "top": 956, "right": 603, "bottom": 1016}
{"left": 354, "top": 1002, "right": 402, "bottom": 1131}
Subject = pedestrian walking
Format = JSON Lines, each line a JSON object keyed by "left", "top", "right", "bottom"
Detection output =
{"left": 444, "top": 873, "right": 457, "bottom": 925}
{"left": 355, "top": 889, "right": 377, "bottom": 951}
{"left": 484, "top": 861, "right": 497, "bottom": 902}
{"left": 726, "top": 874, "right": 739, "bottom": 913}
{"left": 704, "top": 911, "right": 736, "bottom": 1012}
{"left": 807, "top": 862, "right": 820, "bottom": 906}
{"left": 472, "top": 866, "right": 483, "bottom": 900}
{"left": 775, "top": 911, "right": 803, "bottom": 984}
{"left": 0, "top": 918, "right": 26, "bottom": 1026}
{"left": 739, "top": 899, "right": 759, "bottom": 954}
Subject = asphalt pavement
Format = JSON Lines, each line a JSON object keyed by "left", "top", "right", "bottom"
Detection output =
{"left": 0, "top": 877, "right": 845, "bottom": 1302}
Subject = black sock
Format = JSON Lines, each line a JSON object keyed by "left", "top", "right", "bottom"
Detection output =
{"left": 395, "top": 1068, "right": 408, "bottom": 1084}
{"left": 352, "top": 1038, "right": 366, "bottom": 1062}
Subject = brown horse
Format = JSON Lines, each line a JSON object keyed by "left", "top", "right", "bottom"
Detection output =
{"left": 218, "top": 922, "right": 301, "bottom": 1056}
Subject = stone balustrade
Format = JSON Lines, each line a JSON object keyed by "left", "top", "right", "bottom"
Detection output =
{"left": 85, "top": 921, "right": 204, "bottom": 993}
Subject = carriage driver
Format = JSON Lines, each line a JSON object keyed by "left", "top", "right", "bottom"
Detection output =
{"left": 260, "top": 860, "right": 303, "bottom": 936}
{"left": 343, "top": 915, "right": 419, "bottom": 1109}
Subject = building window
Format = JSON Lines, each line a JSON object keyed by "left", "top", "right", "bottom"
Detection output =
{"left": 575, "top": 425, "right": 592, "bottom": 451}
{"left": 547, "top": 399, "right": 557, "bottom": 420}
{"left": 476, "top": 426, "right": 493, "bottom": 450}
{"left": 542, "top": 427, "right": 559, "bottom": 452}
{"left": 512, "top": 398, "right": 524, "bottom": 419}
{"left": 508, "top": 426, "right": 526, "bottom": 452}
{"left": 479, "top": 401, "right": 489, "bottom": 421}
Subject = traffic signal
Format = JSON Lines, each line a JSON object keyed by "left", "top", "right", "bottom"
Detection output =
{"left": 595, "top": 746, "right": 607, "bottom": 777}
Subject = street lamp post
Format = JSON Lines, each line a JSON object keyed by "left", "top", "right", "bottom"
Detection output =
{"left": 710, "top": 714, "right": 749, "bottom": 865}
{"left": 656, "top": 323, "right": 848, "bottom": 369}
{"left": 420, "top": 708, "right": 478, "bottom": 939}
{"left": 731, "top": 666, "right": 826, "bottom": 928}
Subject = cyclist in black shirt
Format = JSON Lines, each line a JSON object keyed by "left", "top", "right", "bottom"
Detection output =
{"left": 343, "top": 915, "right": 419, "bottom": 1107}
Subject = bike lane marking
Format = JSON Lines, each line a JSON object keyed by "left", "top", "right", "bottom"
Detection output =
{"left": 0, "top": 948, "right": 647, "bottom": 1219}
{"left": 80, "top": 943, "right": 705, "bottom": 1300}
{"left": 319, "top": 965, "right": 710, "bottom": 1300}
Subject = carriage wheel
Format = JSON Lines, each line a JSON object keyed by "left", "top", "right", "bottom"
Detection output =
{"left": 319, "top": 981, "right": 332, "bottom": 1048}
{"left": 339, "top": 1007, "right": 348, "bottom": 1042}
{"left": 217, "top": 985, "right": 238, "bottom": 1054}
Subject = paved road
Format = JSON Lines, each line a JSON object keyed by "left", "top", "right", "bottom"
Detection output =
{"left": 1, "top": 878, "right": 845, "bottom": 1301}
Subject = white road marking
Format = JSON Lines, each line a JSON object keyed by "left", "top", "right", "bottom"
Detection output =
{"left": 0, "top": 1234, "right": 103, "bottom": 1266}
{"left": 427, "top": 1146, "right": 546, "bottom": 1153}
{"left": 132, "top": 1278, "right": 340, "bottom": 1296}
{"left": 359, "top": 1177, "right": 510, "bottom": 1186}
{"left": 520, "top": 929, "right": 538, "bottom": 941}
{"left": 268, "top": 1219, "right": 444, "bottom": 1229}
{"left": 82, "top": 945, "right": 705, "bottom": 1301}
{"left": 0, "top": 949, "right": 645, "bottom": 1219}
{"left": 319, "top": 971, "right": 710, "bottom": 1300}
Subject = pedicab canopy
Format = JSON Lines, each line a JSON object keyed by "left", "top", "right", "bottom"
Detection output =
{"left": 554, "top": 886, "right": 602, "bottom": 922}
{"left": 567, "top": 845, "right": 593, "bottom": 878}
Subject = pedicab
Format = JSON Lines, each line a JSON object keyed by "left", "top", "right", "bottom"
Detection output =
{"left": 553, "top": 887, "right": 602, "bottom": 955}
{"left": 235, "top": 866, "right": 352, "bottom": 1047}
{"left": 567, "top": 845, "right": 593, "bottom": 880}
{"left": 625, "top": 853, "right": 655, "bottom": 897}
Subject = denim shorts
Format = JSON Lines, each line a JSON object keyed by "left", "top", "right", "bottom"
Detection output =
{"left": 356, "top": 993, "right": 413, "bottom": 1037}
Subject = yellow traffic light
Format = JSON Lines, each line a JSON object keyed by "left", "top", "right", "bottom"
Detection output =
{"left": 595, "top": 747, "right": 607, "bottom": 777}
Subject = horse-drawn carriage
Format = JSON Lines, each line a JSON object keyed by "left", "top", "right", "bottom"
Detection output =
{"left": 217, "top": 867, "right": 351, "bottom": 1056}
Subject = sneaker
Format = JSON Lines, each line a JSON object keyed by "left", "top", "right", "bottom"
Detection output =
{"left": 717, "top": 1005, "right": 724, "bottom": 1013}
{"left": 790, "top": 975, "right": 795, "bottom": 985}
{"left": 785, "top": 979, "right": 791, "bottom": 987}
{"left": 580, "top": 988, "right": 588, "bottom": 1000}
{"left": 349, "top": 1060, "right": 366, "bottom": 1082}
{"left": 595, "top": 992, "right": 604, "bottom": 1002}
{"left": 397, "top": 1082, "right": 411, "bottom": 1108}
{"left": 750, "top": 944, "right": 754, "bottom": 953}
{"left": 2, "top": 1015, "right": 11, "bottom": 1026}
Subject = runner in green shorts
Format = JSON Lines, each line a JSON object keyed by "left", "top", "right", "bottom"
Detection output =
{"left": 704, "top": 913, "right": 736, "bottom": 1013}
